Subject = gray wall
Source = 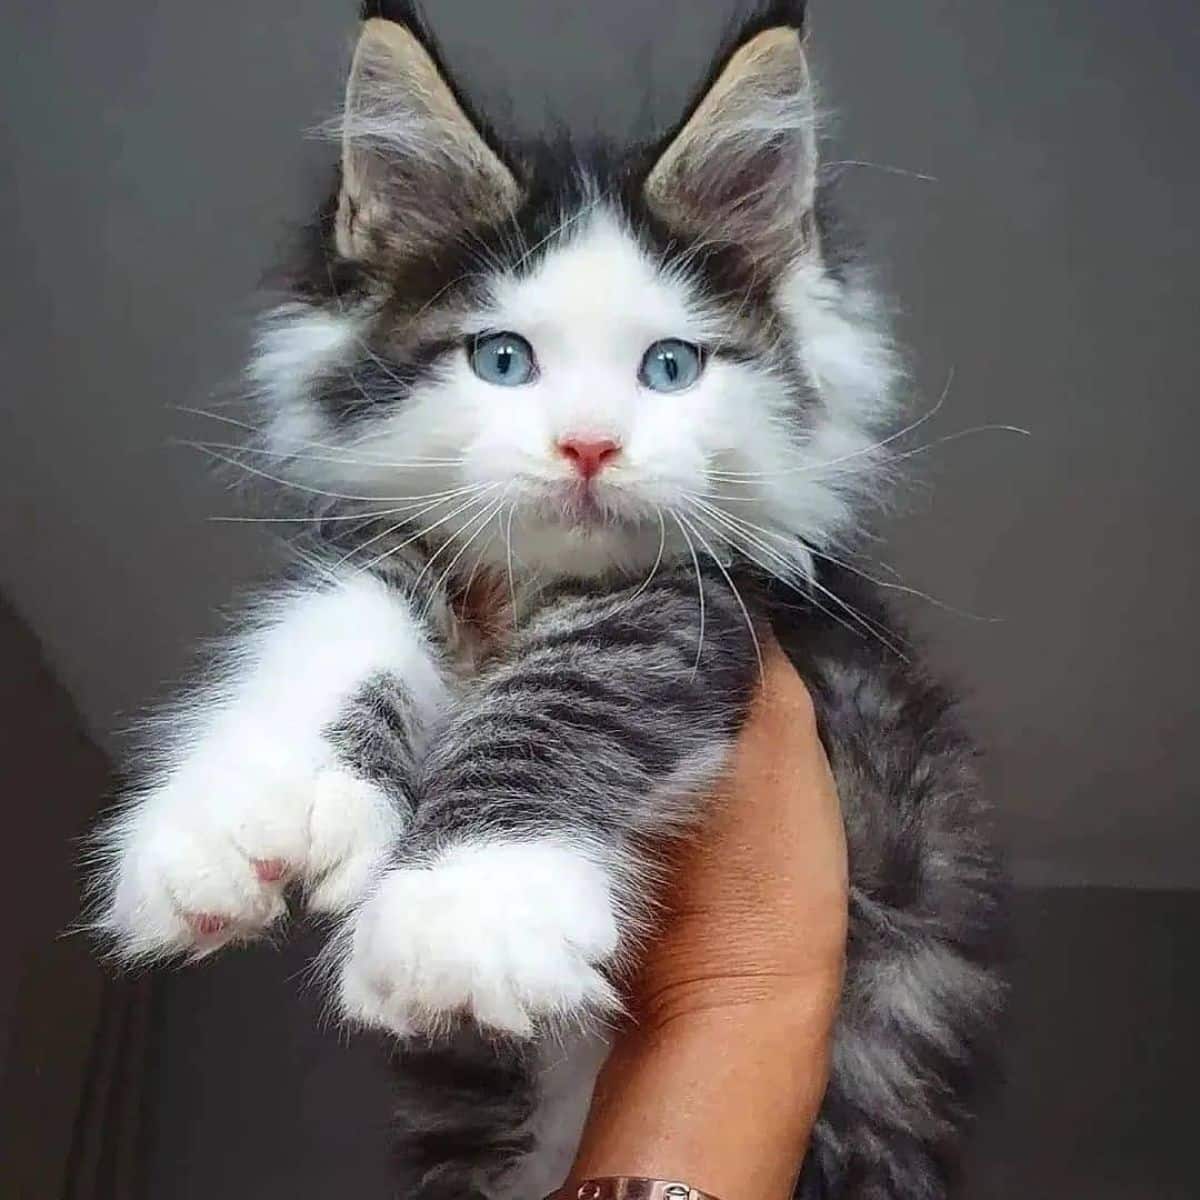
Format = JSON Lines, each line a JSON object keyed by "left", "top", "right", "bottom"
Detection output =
{"left": 2, "top": 1, "right": 1198, "bottom": 888}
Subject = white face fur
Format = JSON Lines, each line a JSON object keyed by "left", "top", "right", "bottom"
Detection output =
{"left": 248, "top": 18, "right": 899, "bottom": 587}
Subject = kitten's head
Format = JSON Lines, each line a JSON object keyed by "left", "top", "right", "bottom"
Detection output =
{"left": 250, "top": 1, "right": 897, "bottom": 583}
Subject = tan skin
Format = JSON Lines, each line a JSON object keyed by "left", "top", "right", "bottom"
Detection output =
{"left": 566, "top": 637, "right": 849, "bottom": 1200}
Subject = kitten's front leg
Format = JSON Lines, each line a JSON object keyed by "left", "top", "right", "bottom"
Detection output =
{"left": 338, "top": 569, "right": 761, "bottom": 1037}
{"left": 96, "top": 566, "right": 452, "bottom": 960}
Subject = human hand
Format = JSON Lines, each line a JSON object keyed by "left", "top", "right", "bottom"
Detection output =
{"left": 567, "top": 636, "right": 848, "bottom": 1199}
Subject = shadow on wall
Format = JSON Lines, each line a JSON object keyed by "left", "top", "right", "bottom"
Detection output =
{"left": 0, "top": 597, "right": 151, "bottom": 1199}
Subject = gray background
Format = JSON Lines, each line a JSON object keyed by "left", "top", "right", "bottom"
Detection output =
{"left": 3, "top": 3, "right": 1199, "bottom": 1199}
{"left": 2, "top": 0, "right": 1198, "bottom": 890}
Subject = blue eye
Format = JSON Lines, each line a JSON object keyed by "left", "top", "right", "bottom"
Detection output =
{"left": 639, "top": 339, "right": 705, "bottom": 393}
{"left": 470, "top": 332, "right": 536, "bottom": 386}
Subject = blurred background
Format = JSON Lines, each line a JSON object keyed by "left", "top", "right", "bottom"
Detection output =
{"left": 2, "top": 1, "right": 1197, "bottom": 1197}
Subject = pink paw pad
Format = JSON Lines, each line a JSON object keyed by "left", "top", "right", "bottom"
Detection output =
{"left": 252, "top": 858, "right": 289, "bottom": 884}
{"left": 189, "top": 913, "right": 229, "bottom": 937}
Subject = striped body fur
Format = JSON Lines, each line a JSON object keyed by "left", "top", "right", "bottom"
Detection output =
{"left": 92, "top": 4, "right": 1002, "bottom": 1197}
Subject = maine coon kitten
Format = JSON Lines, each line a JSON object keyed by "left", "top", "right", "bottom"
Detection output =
{"left": 93, "top": 3, "right": 1003, "bottom": 1197}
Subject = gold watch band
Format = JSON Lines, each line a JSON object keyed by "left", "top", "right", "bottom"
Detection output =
{"left": 546, "top": 1179, "right": 721, "bottom": 1200}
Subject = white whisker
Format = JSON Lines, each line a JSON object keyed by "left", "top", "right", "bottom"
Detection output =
{"left": 424, "top": 497, "right": 509, "bottom": 615}
{"left": 413, "top": 493, "right": 508, "bottom": 610}
{"left": 825, "top": 159, "right": 939, "bottom": 183}
{"left": 187, "top": 443, "right": 458, "bottom": 503}
{"left": 611, "top": 507, "right": 667, "bottom": 617}
{"left": 708, "top": 367, "right": 958, "bottom": 482}
{"left": 186, "top": 440, "right": 464, "bottom": 471}
{"left": 355, "top": 487, "right": 503, "bottom": 576}
{"left": 504, "top": 502, "right": 519, "bottom": 623}
{"left": 805, "top": 543, "right": 1002, "bottom": 623}
{"left": 211, "top": 436, "right": 460, "bottom": 468}
{"left": 681, "top": 500, "right": 907, "bottom": 662}
{"left": 686, "top": 492, "right": 806, "bottom": 576}
{"left": 806, "top": 571, "right": 910, "bottom": 662}
{"left": 211, "top": 507, "right": 411, "bottom": 525}
{"left": 177, "top": 405, "right": 464, "bottom": 467}
{"left": 674, "top": 509, "right": 763, "bottom": 677}
{"left": 667, "top": 509, "right": 706, "bottom": 675}
{"left": 460, "top": 519, "right": 496, "bottom": 602}
{"left": 344, "top": 485, "right": 501, "bottom": 572}
{"left": 512, "top": 188, "right": 610, "bottom": 273}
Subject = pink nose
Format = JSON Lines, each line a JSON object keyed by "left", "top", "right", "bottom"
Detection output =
{"left": 557, "top": 437, "right": 621, "bottom": 480}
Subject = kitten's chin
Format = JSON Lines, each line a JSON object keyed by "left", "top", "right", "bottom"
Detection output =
{"left": 498, "top": 508, "right": 667, "bottom": 582}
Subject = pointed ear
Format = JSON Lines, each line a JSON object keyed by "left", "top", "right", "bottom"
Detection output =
{"left": 336, "top": 17, "right": 521, "bottom": 263}
{"left": 644, "top": 24, "right": 818, "bottom": 264}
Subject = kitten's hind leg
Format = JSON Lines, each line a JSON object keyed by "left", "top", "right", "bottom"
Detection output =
{"left": 390, "top": 1028, "right": 607, "bottom": 1200}
{"left": 389, "top": 1033, "right": 536, "bottom": 1200}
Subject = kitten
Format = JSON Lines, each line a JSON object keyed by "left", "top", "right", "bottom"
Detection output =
{"left": 93, "top": 3, "right": 1003, "bottom": 1197}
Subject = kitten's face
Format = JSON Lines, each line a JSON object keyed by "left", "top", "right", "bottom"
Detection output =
{"left": 282, "top": 209, "right": 812, "bottom": 577}
{"left": 252, "top": 10, "right": 896, "bottom": 582}
{"left": 403, "top": 213, "right": 753, "bottom": 569}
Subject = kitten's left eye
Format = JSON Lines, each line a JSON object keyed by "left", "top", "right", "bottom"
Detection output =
{"left": 470, "top": 332, "right": 536, "bottom": 386}
{"left": 639, "top": 339, "right": 705, "bottom": 393}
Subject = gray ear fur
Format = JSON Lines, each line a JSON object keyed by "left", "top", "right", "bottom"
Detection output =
{"left": 644, "top": 27, "right": 819, "bottom": 263}
{"left": 336, "top": 18, "right": 521, "bottom": 263}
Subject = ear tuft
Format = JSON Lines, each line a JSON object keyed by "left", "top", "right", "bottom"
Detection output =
{"left": 743, "top": 1, "right": 808, "bottom": 35}
{"left": 644, "top": 20, "right": 818, "bottom": 266}
{"left": 358, "top": 1, "right": 430, "bottom": 34}
{"left": 336, "top": 15, "right": 520, "bottom": 264}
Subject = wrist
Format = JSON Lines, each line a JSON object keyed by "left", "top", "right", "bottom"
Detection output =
{"left": 634, "top": 961, "right": 845, "bottom": 1034}
{"left": 570, "top": 997, "right": 834, "bottom": 1200}
{"left": 549, "top": 1180, "right": 720, "bottom": 1200}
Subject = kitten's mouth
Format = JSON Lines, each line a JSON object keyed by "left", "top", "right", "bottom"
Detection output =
{"left": 535, "top": 481, "right": 627, "bottom": 531}
{"left": 563, "top": 486, "right": 604, "bottom": 525}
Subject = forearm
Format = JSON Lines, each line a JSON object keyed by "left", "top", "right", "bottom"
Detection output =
{"left": 97, "top": 563, "right": 450, "bottom": 958}
{"left": 569, "top": 988, "right": 837, "bottom": 1200}
{"left": 566, "top": 638, "right": 847, "bottom": 1200}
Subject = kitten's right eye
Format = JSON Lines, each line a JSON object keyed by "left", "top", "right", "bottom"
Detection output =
{"left": 470, "top": 332, "right": 537, "bottom": 386}
{"left": 639, "top": 338, "right": 705, "bottom": 393}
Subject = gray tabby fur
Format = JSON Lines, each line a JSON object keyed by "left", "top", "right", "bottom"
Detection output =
{"left": 91, "top": 3, "right": 1003, "bottom": 1197}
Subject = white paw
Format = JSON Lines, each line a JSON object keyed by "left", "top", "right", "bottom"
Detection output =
{"left": 338, "top": 839, "right": 621, "bottom": 1038}
{"left": 99, "top": 759, "right": 400, "bottom": 961}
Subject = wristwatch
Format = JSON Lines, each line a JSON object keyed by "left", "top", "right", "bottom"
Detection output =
{"left": 545, "top": 1179, "right": 721, "bottom": 1200}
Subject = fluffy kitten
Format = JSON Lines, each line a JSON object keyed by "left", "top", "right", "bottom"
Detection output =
{"left": 93, "top": 3, "right": 1002, "bottom": 1197}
